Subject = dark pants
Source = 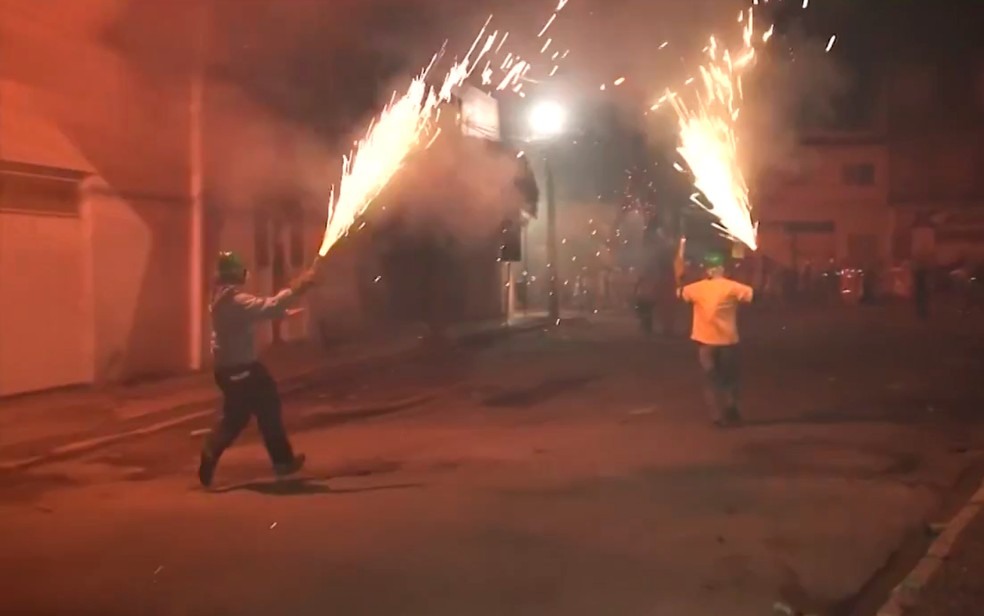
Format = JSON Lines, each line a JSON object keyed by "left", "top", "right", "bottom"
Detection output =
{"left": 914, "top": 271, "right": 930, "bottom": 320}
{"left": 636, "top": 300, "right": 654, "bottom": 334}
{"left": 697, "top": 344, "right": 740, "bottom": 421}
{"left": 204, "top": 362, "right": 294, "bottom": 466}
{"left": 655, "top": 291, "right": 676, "bottom": 336}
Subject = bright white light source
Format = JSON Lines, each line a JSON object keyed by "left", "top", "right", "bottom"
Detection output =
{"left": 528, "top": 100, "right": 567, "bottom": 139}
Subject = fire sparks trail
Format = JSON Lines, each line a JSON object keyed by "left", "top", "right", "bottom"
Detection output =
{"left": 318, "top": 22, "right": 493, "bottom": 256}
{"left": 319, "top": 2, "right": 574, "bottom": 257}
{"left": 654, "top": 8, "right": 764, "bottom": 250}
{"left": 647, "top": 1, "right": 835, "bottom": 250}
{"left": 315, "top": 2, "right": 577, "bottom": 257}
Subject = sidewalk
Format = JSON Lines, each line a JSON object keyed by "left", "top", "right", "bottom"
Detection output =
{"left": 879, "top": 481, "right": 984, "bottom": 616}
{"left": 0, "top": 315, "right": 547, "bottom": 470}
{"left": 898, "top": 508, "right": 984, "bottom": 616}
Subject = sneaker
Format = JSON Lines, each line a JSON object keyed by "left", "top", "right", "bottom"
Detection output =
{"left": 198, "top": 452, "right": 218, "bottom": 488}
{"left": 273, "top": 453, "right": 307, "bottom": 478}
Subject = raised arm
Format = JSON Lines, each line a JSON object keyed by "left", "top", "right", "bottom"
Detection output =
{"left": 678, "top": 283, "right": 694, "bottom": 302}
{"left": 232, "top": 289, "right": 297, "bottom": 321}
{"left": 231, "top": 260, "right": 321, "bottom": 321}
{"left": 733, "top": 282, "right": 754, "bottom": 303}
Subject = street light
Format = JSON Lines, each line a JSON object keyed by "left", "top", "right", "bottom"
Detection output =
{"left": 527, "top": 101, "right": 567, "bottom": 322}
{"left": 528, "top": 101, "right": 567, "bottom": 140}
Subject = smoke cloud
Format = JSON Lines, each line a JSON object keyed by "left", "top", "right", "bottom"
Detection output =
{"left": 369, "top": 126, "right": 529, "bottom": 240}
{"left": 740, "top": 30, "right": 852, "bottom": 179}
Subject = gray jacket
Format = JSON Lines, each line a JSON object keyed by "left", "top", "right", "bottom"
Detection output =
{"left": 210, "top": 284, "right": 297, "bottom": 368}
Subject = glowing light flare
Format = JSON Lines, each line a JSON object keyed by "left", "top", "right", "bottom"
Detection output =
{"left": 825, "top": 35, "right": 837, "bottom": 52}
{"left": 614, "top": 76, "right": 626, "bottom": 86}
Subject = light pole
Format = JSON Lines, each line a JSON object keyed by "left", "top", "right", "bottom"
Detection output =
{"left": 528, "top": 101, "right": 566, "bottom": 322}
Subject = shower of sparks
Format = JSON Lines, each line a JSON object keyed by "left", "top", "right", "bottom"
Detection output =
{"left": 497, "top": 60, "right": 530, "bottom": 90}
{"left": 644, "top": 0, "right": 829, "bottom": 249}
{"left": 319, "top": 61, "right": 464, "bottom": 256}
{"left": 495, "top": 32, "right": 509, "bottom": 53}
{"left": 319, "top": 2, "right": 576, "bottom": 256}
{"left": 659, "top": 7, "right": 762, "bottom": 250}
{"left": 318, "top": 19, "right": 495, "bottom": 256}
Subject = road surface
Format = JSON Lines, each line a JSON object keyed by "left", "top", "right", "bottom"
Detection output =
{"left": 2, "top": 306, "right": 984, "bottom": 616}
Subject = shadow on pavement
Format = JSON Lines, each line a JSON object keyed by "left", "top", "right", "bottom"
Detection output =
{"left": 210, "top": 476, "right": 424, "bottom": 497}
{"left": 296, "top": 396, "right": 433, "bottom": 431}
{"left": 482, "top": 375, "right": 598, "bottom": 408}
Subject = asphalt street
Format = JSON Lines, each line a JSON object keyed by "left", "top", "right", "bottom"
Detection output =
{"left": 2, "top": 305, "right": 984, "bottom": 616}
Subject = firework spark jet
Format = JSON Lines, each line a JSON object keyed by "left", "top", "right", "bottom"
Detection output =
{"left": 659, "top": 8, "right": 763, "bottom": 250}
{"left": 318, "top": 2, "right": 574, "bottom": 258}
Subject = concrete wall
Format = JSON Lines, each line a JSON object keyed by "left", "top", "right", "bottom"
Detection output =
{"left": 0, "top": 209, "right": 94, "bottom": 395}
{"left": 758, "top": 141, "right": 892, "bottom": 267}
{"left": 82, "top": 180, "right": 190, "bottom": 383}
{"left": 0, "top": 0, "right": 196, "bottom": 390}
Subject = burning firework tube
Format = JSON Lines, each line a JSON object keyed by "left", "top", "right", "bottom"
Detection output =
{"left": 674, "top": 237, "right": 687, "bottom": 288}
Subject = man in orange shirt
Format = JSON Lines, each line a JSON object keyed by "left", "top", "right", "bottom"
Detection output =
{"left": 679, "top": 252, "right": 754, "bottom": 427}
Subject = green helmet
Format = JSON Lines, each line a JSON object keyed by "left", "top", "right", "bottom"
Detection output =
{"left": 216, "top": 251, "right": 247, "bottom": 283}
{"left": 703, "top": 251, "right": 725, "bottom": 269}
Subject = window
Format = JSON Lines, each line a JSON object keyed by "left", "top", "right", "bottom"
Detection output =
{"left": 0, "top": 171, "right": 81, "bottom": 217}
{"left": 842, "top": 163, "right": 875, "bottom": 186}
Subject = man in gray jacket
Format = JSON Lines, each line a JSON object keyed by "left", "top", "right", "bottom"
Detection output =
{"left": 198, "top": 251, "right": 319, "bottom": 487}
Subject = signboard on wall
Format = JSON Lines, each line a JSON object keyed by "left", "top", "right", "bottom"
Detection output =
{"left": 459, "top": 85, "right": 500, "bottom": 141}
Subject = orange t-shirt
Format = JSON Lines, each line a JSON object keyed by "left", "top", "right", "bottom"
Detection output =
{"left": 680, "top": 277, "right": 754, "bottom": 345}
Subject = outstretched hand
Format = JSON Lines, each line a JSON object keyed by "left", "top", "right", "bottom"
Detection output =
{"left": 289, "top": 267, "right": 318, "bottom": 295}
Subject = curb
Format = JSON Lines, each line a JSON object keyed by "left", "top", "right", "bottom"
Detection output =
{"left": 876, "top": 480, "right": 984, "bottom": 615}
{"left": 0, "top": 320, "right": 546, "bottom": 474}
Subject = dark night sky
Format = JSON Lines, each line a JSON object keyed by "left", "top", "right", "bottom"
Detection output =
{"left": 102, "top": 0, "right": 984, "bottom": 145}
{"left": 95, "top": 0, "right": 984, "bottom": 208}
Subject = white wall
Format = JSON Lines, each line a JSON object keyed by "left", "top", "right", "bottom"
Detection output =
{"left": 0, "top": 210, "right": 94, "bottom": 395}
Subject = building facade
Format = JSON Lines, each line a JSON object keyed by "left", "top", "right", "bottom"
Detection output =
{"left": 757, "top": 134, "right": 892, "bottom": 270}
{"left": 884, "top": 59, "right": 984, "bottom": 265}
{"left": 0, "top": 1, "right": 520, "bottom": 397}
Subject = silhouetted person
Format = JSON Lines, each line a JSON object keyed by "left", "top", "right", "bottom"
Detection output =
{"left": 634, "top": 271, "right": 657, "bottom": 335}
{"left": 913, "top": 264, "right": 931, "bottom": 320}
{"left": 198, "top": 251, "right": 319, "bottom": 488}
{"left": 679, "top": 252, "right": 754, "bottom": 427}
